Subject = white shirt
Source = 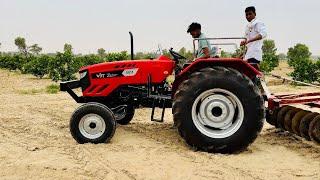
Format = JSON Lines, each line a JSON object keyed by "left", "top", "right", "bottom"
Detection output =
{"left": 244, "top": 18, "right": 267, "bottom": 61}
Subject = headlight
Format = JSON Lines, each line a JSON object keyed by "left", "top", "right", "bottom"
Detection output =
{"left": 80, "top": 71, "right": 87, "bottom": 79}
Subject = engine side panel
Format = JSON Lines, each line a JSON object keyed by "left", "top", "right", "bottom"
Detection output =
{"left": 81, "top": 55, "right": 175, "bottom": 97}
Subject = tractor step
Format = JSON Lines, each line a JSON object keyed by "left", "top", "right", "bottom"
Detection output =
{"left": 150, "top": 96, "right": 169, "bottom": 123}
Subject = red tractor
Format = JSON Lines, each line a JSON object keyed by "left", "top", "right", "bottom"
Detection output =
{"left": 60, "top": 33, "right": 265, "bottom": 153}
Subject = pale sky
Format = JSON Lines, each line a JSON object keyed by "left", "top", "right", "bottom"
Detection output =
{"left": 0, "top": 0, "right": 319, "bottom": 55}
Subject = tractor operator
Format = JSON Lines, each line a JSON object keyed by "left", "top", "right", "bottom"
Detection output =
{"left": 240, "top": 6, "right": 267, "bottom": 64}
{"left": 187, "top": 22, "right": 213, "bottom": 60}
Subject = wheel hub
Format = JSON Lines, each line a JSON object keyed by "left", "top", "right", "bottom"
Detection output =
{"left": 192, "top": 89, "right": 244, "bottom": 139}
{"left": 198, "top": 94, "right": 235, "bottom": 129}
{"left": 79, "top": 114, "right": 106, "bottom": 139}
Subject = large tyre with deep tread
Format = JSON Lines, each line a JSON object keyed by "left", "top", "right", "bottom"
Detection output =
{"left": 173, "top": 67, "right": 264, "bottom": 153}
{"left": 114, "top": 105, "right": 135, "bottom": 125}
{"left": 70, "top": 102, "right": 116, "bottom": 144}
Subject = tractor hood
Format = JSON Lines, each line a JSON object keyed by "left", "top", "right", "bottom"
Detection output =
{"left": 79, "top": 55, "right": 173, "bottom": 73}
{"left": 78, "top": 55, "right": 175, "bottom": 97}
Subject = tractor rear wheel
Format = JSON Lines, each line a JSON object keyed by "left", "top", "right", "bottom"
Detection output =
{"left": 173, "top": 67, "right": 264, "bottom": 153}
{"left": 70, "top": 102, "right": 116, "bottom": 144}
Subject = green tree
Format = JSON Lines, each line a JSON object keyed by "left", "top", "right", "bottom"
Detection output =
{"left": 24, "top": 55, "right": 51, "bottom": 78}
{"left": 178, "top": 47, "right": 193, "bottom": 60}
{"left": 48, "top": 43, "right": 77, "bottom": 82}
{"left": 262, "top": 39, "right": 277, "bottom": 54}
{"left": 64, "top": 43, "right": 73, "bottom": 53}
{"left": 97, "top": 48, "right": 106, "bottom": 58}
{"left": 260, "top": 39, "right": 279, "bottom": 73}
{"left": 290, "top": 59, "right": 318, "bottom": 82}
{"left": 29, "top": 44, "right": 42, "bottom": 54}
{"left": 287, "top": 43, "right": 311, "bottom": 67}
{"left": 287, "top": 44, "right": 319, "bottom": 82}
{"left": 14, "top": 37, "right": 28, "bottom": 56}
{"left": 105, "top": 51, "right": 128, "bottom": 61}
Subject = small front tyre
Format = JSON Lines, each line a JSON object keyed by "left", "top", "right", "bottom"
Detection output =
{"left": 70, "top": 102, "right": 116, "bottom": 144}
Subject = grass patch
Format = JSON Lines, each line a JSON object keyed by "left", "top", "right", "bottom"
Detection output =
{"left": 45, "top": 84, "right": 60, "bottom": 94}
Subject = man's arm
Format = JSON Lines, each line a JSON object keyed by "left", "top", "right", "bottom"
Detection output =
{"left": 196, "top": 47, "right": 211, "bottom": 60}
{"left": 242, "top": 22, "right": 267, "bottom": 45}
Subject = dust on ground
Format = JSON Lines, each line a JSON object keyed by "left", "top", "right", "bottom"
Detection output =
{"left": 0, "top": 64, "right": 319, "bottom": 179}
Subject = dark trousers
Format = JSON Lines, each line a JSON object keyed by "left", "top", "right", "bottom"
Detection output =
{"left": 247, "top": 58, "right": 260, "bottom": 71}
{"left": 247, "top": 58, "right": 260, "bottom": 64}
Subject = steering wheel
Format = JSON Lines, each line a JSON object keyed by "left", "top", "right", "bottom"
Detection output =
{"left": 169, "top": 48, "right": 186, "bottom": 61}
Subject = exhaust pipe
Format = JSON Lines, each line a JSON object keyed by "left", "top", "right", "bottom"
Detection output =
{"left": 129, "top": 32, "right": 134, "bottom": 60}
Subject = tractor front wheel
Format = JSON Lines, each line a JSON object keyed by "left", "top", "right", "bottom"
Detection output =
{"left": 173, "top": 67, "right": 264, "bottom": 153}
{"left": 70, "top": 102, "right": 116, "bottom": 144}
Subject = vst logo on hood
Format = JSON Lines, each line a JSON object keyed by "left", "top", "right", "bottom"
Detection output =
{"left": 92, "top": 68, "right": 139, "bottom": 79}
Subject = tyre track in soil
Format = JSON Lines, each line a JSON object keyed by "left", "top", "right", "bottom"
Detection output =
{"left": 0, "top": 116, "right": 99, "bottom": 179}
{"left": 121, "top": 108, "right": 320, "bottom": 178}
{"left": 0, "top": 97, "right": 136, "bottom": 179}
{"left": 1, "top": 97, "right": 319, "bottom": 179}
{"left": 0, "top": 97, "right": 254, "bottom": 180}
{"left": 0, "top": 91, "right": 178, "bottom": 179}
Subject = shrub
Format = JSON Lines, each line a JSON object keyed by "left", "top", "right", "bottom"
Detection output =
{"left": 0, "top": 54, "right": 25, "bottom": 71}
{"left": 287, "top": 44, "right": 311, "bottom": 67}
{"left": 260, "top": 53, "right": 279, "bottom": 73}
{"left": 48, "top": 51, "right": 77, "bottom": 82}
{"left": 289, "top": 59, "right": 319, "bottom": 83}
{"left": 260, "top": 40, "right": 279, "bottom": 73}
{"left": 46, "top": 84, "right": 60, "bottom": 94}
{"left": 105, "top": 51, "right": 128, "bottom": 61}
{"left": 23, "top": 55, "right": 51, "bottom": 78}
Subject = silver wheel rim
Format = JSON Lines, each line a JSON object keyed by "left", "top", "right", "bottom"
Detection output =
{"left": 79, "top": 114, "right": 106, "bottom": 139}
{"left": 191, "top": 88, "right": 244, "bottom": 139}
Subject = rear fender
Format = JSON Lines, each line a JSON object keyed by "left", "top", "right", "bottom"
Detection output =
{"left": 172, "top": 58, "right": 262, "bottom": 96}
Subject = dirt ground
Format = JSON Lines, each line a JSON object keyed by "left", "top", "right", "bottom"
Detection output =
{"left": 0, "top": 63, "right": 319, "bottom": 179}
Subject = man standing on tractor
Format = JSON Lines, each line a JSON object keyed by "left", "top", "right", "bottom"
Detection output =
{"left": 187, "top": 22, "right": 213, "bottom": 60}
{"left": 240, "top": 6, "right": 267, "bottom": 64}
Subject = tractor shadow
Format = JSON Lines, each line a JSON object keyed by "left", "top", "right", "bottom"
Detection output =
{"left": 119, "top": 122, "right": 190, "bottom": 150}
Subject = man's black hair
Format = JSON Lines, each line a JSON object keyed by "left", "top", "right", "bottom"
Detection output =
{"left": 245, "top": 6, "right": 256, "bottom": 14}
{"left": 187, "top": 22, "right": 201, "bottom": 33}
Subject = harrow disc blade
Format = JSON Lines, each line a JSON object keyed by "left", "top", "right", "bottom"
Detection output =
{"left": 266, "top": 108, "right": 280, "bottom": 126}
{"left": 299, "top": 113, "right": 319, "bottom": 141}
{"left": 276, "top": 106, "right": 294, "bottom": 129}
{"left": 291, "top": 110, "right": 310, "bottom": 135}
{"left": 309, "top": 116, "right": 320, "bottom": 145}
{"left": 284, "top": 108, "right": 300, "bottom": 132}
